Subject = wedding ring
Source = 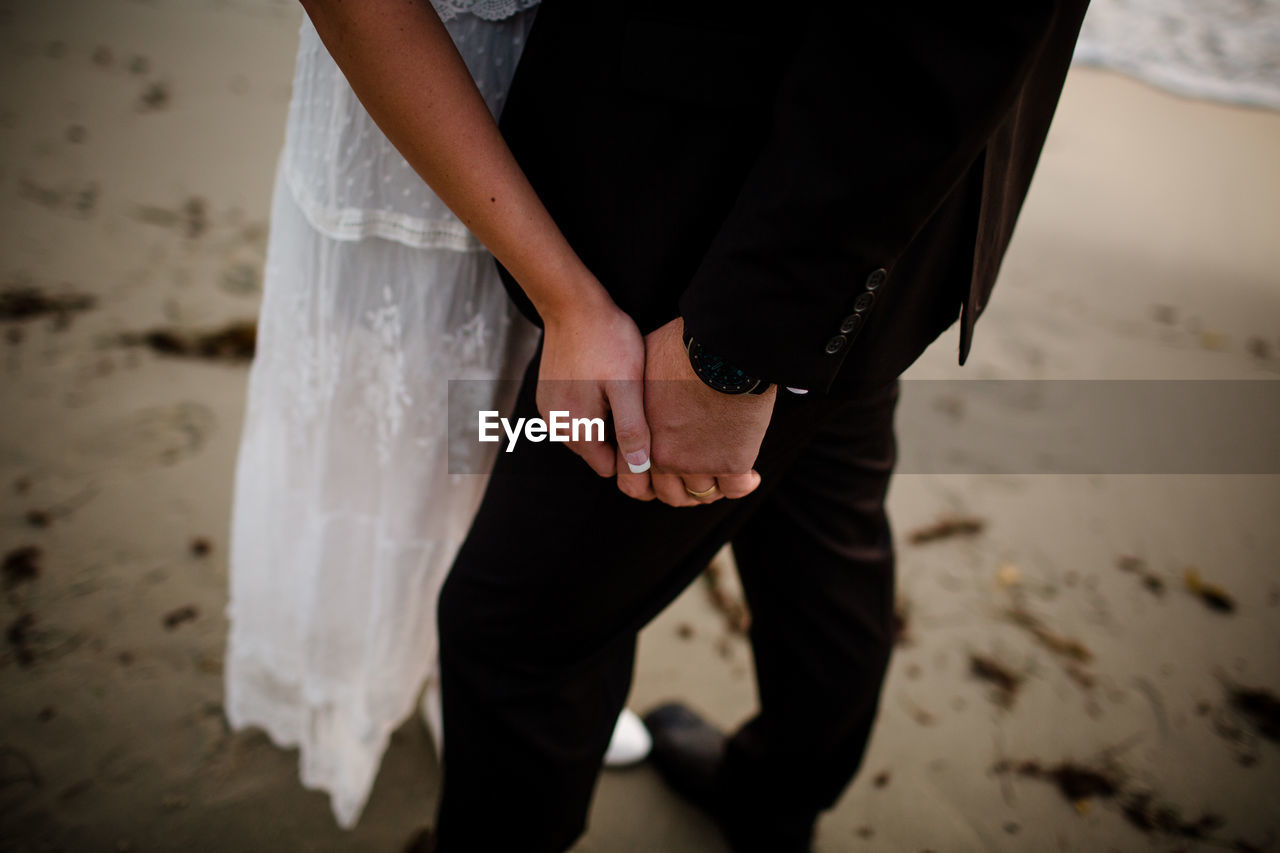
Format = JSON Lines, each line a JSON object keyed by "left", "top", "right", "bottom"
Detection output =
{"left": 684, "top": 483, "right": 718, "bottom": 499}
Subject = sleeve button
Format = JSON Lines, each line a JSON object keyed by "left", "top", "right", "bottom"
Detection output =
{"left": 865, "top": 268, "right": 887, "bottom": 290}
{"left": 853, "top": 291, "right": 876, "bottom": 313}
{"left": 824, "top": 335, "right": 847, "bottom": 354}
{"left": 839, "top": 313, "right": 863, "bottom": 334}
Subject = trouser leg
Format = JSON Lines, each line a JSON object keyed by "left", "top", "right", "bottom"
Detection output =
{"left": 434, "top": 348, "right": 896, "bottom": 851}
{"left": 719, "top": 380, "right": 899, "bottom": 848}
{"left": 433, "top": 360, "right": 760, "bottom": 851}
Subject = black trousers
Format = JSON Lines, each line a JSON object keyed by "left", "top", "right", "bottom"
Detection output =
{"left": 435, "top": 355, "right": 900, "bottom": 852}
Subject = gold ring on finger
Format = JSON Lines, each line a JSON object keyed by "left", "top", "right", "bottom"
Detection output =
{"left": 684, "top": 483, "right": 718, "bottom": 499}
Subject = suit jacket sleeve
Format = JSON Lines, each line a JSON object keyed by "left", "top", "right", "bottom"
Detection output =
{"left": 677, "top": 1, "right": 1065, "bottom": 392}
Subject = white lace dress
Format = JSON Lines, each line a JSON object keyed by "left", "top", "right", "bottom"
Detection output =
{"left": 224, "top": 1, "right": 540, "bottom": 829}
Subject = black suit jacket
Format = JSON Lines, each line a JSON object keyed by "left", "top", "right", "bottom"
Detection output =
{"left": 496, "top": 0, "right": 1090, "bottom": 393}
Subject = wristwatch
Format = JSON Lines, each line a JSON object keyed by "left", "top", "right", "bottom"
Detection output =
{"left": 683, "top": 327, "right": 771, "bottom": 395}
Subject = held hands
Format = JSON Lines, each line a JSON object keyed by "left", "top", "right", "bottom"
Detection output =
{"left": 539, "top": 307, "right": 773, "bottom": 507}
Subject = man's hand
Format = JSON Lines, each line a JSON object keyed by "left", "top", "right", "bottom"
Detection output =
{"left": 622, "top": 317, "right": 774, "bottom": 507}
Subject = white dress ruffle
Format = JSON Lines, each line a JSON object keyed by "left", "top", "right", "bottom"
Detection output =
{"left": 224, "top": 7, "right": 539, "bottom": 829}
{"left": 433, "top": 0, "right": 540, "bottom": 23}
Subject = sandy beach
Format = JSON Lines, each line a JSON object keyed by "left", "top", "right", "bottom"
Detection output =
{"left": 1, "top": 1, "right": 1278, "bottom": 850}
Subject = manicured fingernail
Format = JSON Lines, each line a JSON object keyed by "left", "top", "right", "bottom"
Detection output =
{"left": 625, "top": 450, "right": 650, "bottom": 474}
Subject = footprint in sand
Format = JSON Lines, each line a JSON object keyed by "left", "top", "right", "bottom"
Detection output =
{"left": 74, "top": 401, "right": 215, "bottom": 472}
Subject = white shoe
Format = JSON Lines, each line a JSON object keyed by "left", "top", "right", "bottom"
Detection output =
{"left": 425, "top": 685, "right": 651, "bottom": 768}
{"left": 603, "top": 707, "right": 652, "bottom": 768}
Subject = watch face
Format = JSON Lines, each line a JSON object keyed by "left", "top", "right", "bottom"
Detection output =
{"left": 688, "top": 340, "right": 760, "bottom": 394}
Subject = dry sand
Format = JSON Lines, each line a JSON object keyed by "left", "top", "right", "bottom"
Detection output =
{"left": 1, "top": 1, "right": 1278, "bottom": 851}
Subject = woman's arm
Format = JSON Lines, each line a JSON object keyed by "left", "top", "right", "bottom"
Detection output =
{"left": 301, "top": 0, "right": 585, "bottom": 319}
{"left": 299, "top": 0, "right": 658, "bottom": 489}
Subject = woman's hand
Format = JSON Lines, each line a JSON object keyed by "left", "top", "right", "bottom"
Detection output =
{"left": 536, "top": 285, "right": 655, "bottom": 498}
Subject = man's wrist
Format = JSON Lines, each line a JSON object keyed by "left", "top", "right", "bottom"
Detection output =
{"left": 681, "top": 324, "right": 772, "bottom": 396}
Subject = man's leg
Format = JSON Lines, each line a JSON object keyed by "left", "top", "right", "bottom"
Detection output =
{"left": 718, "top": 380, "right": 900, "bottom": 847}
{"left": 433, "top": 354, "right": 892, "bottom": 851}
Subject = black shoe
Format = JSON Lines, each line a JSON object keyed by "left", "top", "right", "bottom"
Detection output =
{"left": 643, "top": 702, "right": 816, "bottom": 853}
{"left": 642, "top": 702, "right": 728, "bottom": 817}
